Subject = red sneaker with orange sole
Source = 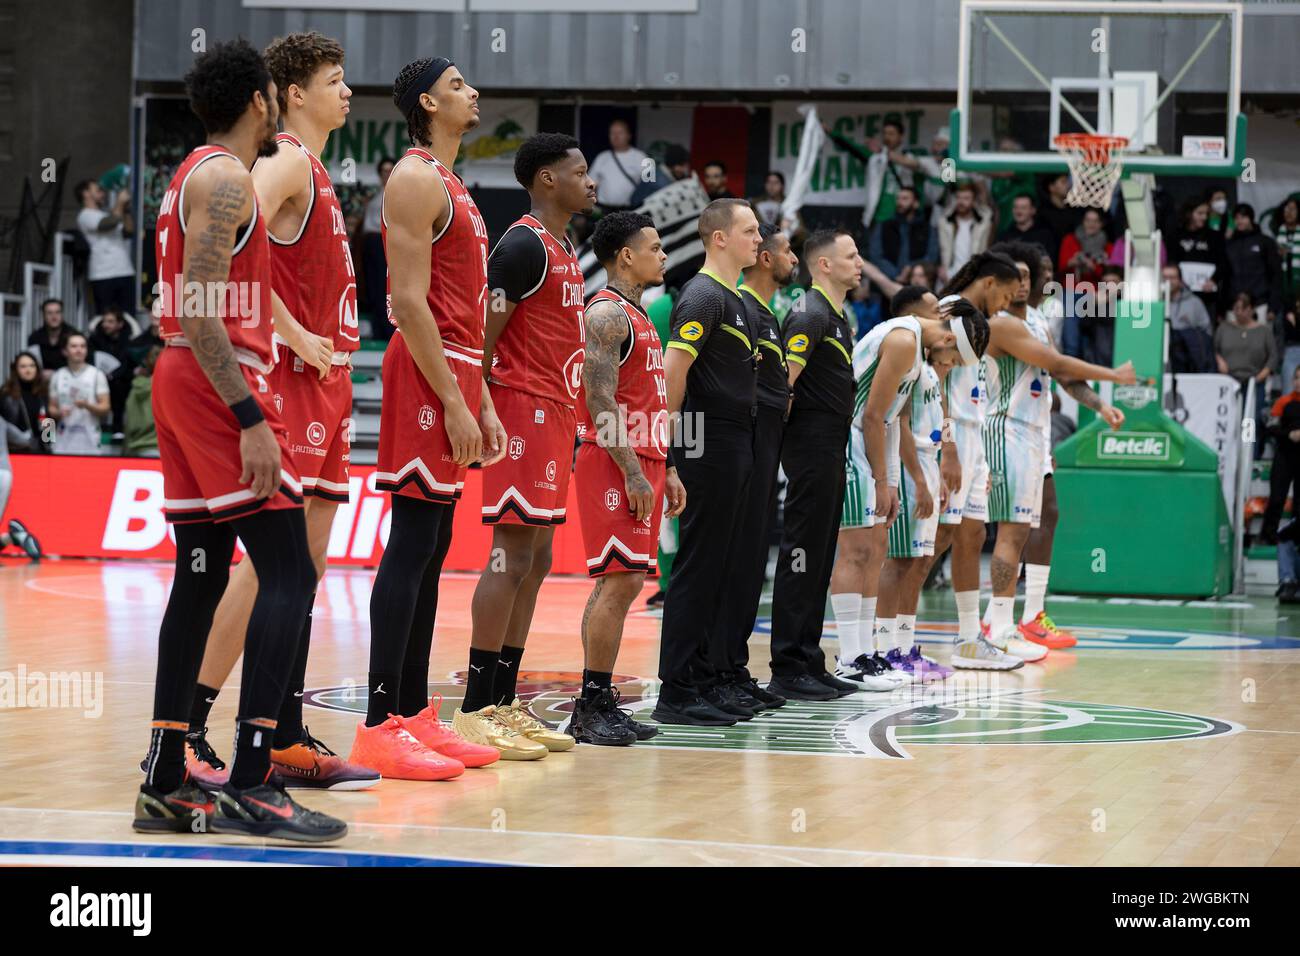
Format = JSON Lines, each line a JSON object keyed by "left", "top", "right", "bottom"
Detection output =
{"left": 396, "top": 696, "right": 500, "bottom": 768}
{"left": 348, "top": 716, "right": 465, "bottom": 781}
{"left": 1018, "top": 611, "right": 1078, "bottom": 649}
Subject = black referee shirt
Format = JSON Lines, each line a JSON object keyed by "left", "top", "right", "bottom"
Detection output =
{"left": 666, "top": 269, "right": 758, "bottom": 424}
{"left": 783, "top": 284, "right": 853, "bottom": 419}
{"left": 739, "top": 283, "right": 790, "bottom": 412}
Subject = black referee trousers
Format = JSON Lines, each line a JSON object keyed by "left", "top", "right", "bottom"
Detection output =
{"left": 769, "top": 408, "right": 849, "bottom": 679}
{"left": 715, "top": 403, "right": 786, "bottom": 681}
{"left": 658, "top": 413, "right": 755, "bottom": 703}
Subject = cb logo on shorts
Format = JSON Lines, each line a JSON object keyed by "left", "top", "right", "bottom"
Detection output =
{"left": 545, "top": 460, "right": 557, "bottom": 482}
{"left": 509, "top": 436, "right": 526, "bottom": 460}
{"left": 417, "top": 405, "right": 436, "bottom": 431}
{"left": 307, "top": 421, "right": 327, "bottom": 447}
{"left": 604, "top": 489, "right": 620, "bottom": 511}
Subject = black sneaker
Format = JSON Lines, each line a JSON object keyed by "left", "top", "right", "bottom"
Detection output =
{"left": 570, "top": 691, "right": 636, "bottom": 746}
{"left": 7, "top": 519, "right": 42, "bottom": 561}
{"left": 210, "top": 777, "right": 347, "bottom": 843}
{"left": 645, "top": 589, "right": 666, "bottom": 608}
{"left": 651, "top": 695, "right": 737, "bottom": 726}
{"left": 738, "top": 678, "right": 786, "bottom": 710}
{"left": 606, "top": 686, "right": 659, "bottom": 740}
{"left": 725, "top": 681, "right": 767, "bottom": 712}
{"left": 132, "top": 781, "right": 214, "bottom": 834}
{"left": 767, "top": 673, "right": 837, "bottom": 702}
{"left": 704, "top": 685, "right": 755, "bottom": 720}
{"left": 813, "top": 670, "right": 861, "bottom": 697}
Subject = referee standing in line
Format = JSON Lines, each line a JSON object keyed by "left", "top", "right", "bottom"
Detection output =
{"left": 768, "top": 229, "right": 865, "bottom": 701}
{"left": 713, "top": 223, "right": 799, "bottom": 711}
{"left": 652, "top": 198, "right": 763, "bottom": 727}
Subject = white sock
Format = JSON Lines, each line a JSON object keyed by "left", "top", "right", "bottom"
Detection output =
{"left": 897, "top": 614, "right": 917, "bottom": 653}
{"left": 831, "top": 592, "right": 862, "bottom": 663}
{"left": 988, "top": 596, "right": 1014, "bottom": 641}
{"left": 955, "top": 590, "right": 981, "bottom": 642}
{"left": 860, "top": 596, "right": 878, "bottom": 657}
{"left": 1021, "top": 564, "right": 1050, "bottom": 622}
{"left": 875, "top": 617, "right": 897, "bottom": 653}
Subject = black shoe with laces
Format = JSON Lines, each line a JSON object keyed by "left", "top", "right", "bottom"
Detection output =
{"left": 605, "top": 686, "right": 659, "bottom": 740}
{"left": 704, "top": 685, "right": 756, "bottom": 720}
{"left": 132, "top": 780, "right": 214, "bottom": 834}
{"left": 739, "top": 677, "right": 786, "bottom": 709}
{"left": 7, "top": 519, "right": 41, "bottom": 561}
{"left": 570, "top": 691, "right": 636, "bottom": 746}
{"left": 767, "top": 673, "right": 837, "bottom": 701}
{"left": 210, "top": 775, "right": 347, "bottom": 843}
{"left": 651, "top": 695, "right": 737, "bottom": 726}
{"left": 725, "top": 681, "right": 767, "bottom": 713}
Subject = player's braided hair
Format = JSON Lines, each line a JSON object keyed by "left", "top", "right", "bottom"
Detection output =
{"left": 393, "top": 58, "right": 434, "bottom": 146}
{"left": 942, "top": 297, "right": 991, "bottom": 358}
{"left": 944, "top": 250, "right": 1020, "bottom": 296}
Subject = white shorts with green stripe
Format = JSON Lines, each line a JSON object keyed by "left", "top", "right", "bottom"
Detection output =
{"left": 939, "top": 419, "right": 987, "bottom": 526}
{"left": 887, "top": 452, "right": 940, "bottom": 558}
{"left": 984, "top": 416, "right": 1046, "bottom": 525}
{"left": 841, "top": 424, "right": 878, "bottom": 529}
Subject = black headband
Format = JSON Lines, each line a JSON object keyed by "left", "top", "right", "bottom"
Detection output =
{"left": 396, "top": 57, "right": 453, "bottom": 116}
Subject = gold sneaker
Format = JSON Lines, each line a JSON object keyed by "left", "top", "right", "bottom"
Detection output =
{"left": 452, "top": 706, "right": 548, "bottom": 760}
{"left": 493, "top": 698, "right": 576, "bottom": 752}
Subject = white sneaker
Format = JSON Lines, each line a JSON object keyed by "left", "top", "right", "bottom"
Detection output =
{"left": 951, "top": 636, "right": 1025, "bottom": 670}
{"left": 834, "top": 656, "right": 901, "bottom": 692}
{"left": 986, "top": 626, "right": 1049, "bottom": 662}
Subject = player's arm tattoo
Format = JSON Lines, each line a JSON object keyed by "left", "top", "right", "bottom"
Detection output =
{"left": 581, "top": 577, "right": 606, "bottom": 642}
{"left": 1060, "top": 378, "right": 1104, "bottom": 413}
{"left": 583, "top": 299, "right": 644, "bottom": 480}
{"left": 179, "top": 175, "right": 254, "bottom": 406}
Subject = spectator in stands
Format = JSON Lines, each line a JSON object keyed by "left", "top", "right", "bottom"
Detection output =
{"left": 1206, "top": 187, "right": 1231, "bottom": 236}
{"left": 1165, "top": 264, "right": 1214, "bottom": 374}
{"left": 1284, "top": 297, "right": 1300, "bottom": 389}
{"left": 26, "top": 298, "right": 74, "bottom": 377}
{"left": 868, "top": 185, "right": 937, "bottom": 284}
{"left": 590, "top": 119, "right": 649, "bottom": 211}
{"left": 128, "top": 303, "right": 164, "bottom": 367}
{"left": 75, "top": 179, "right": 136, "bottom": 315}
{"left": 124, "top": 344, "right": 161, "bottom": 457}
{"left": 1172, "top": 198, "right": 1228, "bottom": 322}
{"left": 1261, "top": 365, "right": 1300, "bottom": 543}
{"left": 1057, "top": 207, "right": 1111, "bottom": 356}
{"left": 47, "top": 332, "right": 109, "bottom": 456}
{"left": 1215, "top": 291, "right": 1275, "bottom": 459}
{"left": 1087, "top": 265, "right": 1122, "bottom": 365}
{"left": 362, "top": 157, "right": 395, "bottom": 343}
{"left": 904, "top": 260, "right": 939, "bottom": 292}
{"left": 996, "top": 193, "right": 1058, "bottom": 260}
{"left": 823, "top": 117, "right": 917, "bottom": 229}
{"left": 753, "top": 171, "right": 786, "bottom": 228}
{"left": 1037, "top": 250, "right": 1065, "bottom": 346}
{"left": 1, "top": 353, "right": 49, "bottom": 453}
{"left": 1050, "top": 391, "right": 1076, "bottom": 449}
{"left": 1108, "top": 233, "right": 1166, "bottom": 270}
{"left": 663, "top": 144, "right": 692, "bottom": 182}
{"left": 914, "top": 126, "right": 954, "bottom": 223}
{"left": 89, "top": 307, "right": 135, "bottom": 432}
{"left": 938, "top": 180, "right": 993, "bottom": 282}
{"left": 1225, "top": 203, "right": 1282, "bottom": 325}
{"left": 984, "top": 138, "right": 1038, "bottom": 233}
{"left": 1039, "top": 173, "right": 1084, "bottom": 259}
{"left": 702, "top": 160, "right": 734, "bottom": 199}
{"left": 1272, "top": 197, "right": 1300, "bottom": 308}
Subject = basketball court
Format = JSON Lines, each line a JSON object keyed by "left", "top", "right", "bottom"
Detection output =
{"left": 3, "top": 557, "right": 1297, "bottom": 867}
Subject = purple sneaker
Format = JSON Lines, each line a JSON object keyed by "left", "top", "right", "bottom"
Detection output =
{"left": 882, "top": 648, "right": 918, "bottom": 683}
{"left": 906, "top": 644, "right": 952, "bottom": 681}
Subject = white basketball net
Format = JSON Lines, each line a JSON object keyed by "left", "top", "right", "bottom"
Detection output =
{"left": 1053, "top": 134, "right": 1129, "bottom": 208}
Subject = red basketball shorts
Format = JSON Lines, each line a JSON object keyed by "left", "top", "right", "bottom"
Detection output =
{"left": 270, "top": 344, "right": 353, "bottom": 503}
{"left": 575, "top": 441, "right": 667, "bottom": 577}
{"left": 481, "top": 383, "right": 576, "bottom": 526}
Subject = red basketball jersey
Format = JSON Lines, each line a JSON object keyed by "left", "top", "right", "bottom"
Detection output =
{"left": 490, "top": 214, "right": 586, "bottom": 406}
{"left": 382, "top": 146, "right": 489, "bottom": 362}
{"left": 155, "top": 144, "right": 274, "bottom": 370}
{"left": 268, "top": 132, "right": 359, "bottom": 351}
{"left": 577, "top": 288, "right": 668, "bottom": 461}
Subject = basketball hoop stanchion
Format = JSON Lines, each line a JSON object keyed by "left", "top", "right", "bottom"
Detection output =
{"left": 1053, "top": 133, "right": 1129, "bottom": 207}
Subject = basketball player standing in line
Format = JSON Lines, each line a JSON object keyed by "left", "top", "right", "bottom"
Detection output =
{"left": 136, "top": 39, "right": 344, "bottom": 842}
{"left": 353, "top": 58, "right": 507, "bottom": 780}
{"left": 182, "top": 32, "right": 378, "bottom": 792}
{"left": 459, "top": 133, "right": 596, "bottom": 758}
{"left": 569, "top": 211, "right": 685, "bottom": 745}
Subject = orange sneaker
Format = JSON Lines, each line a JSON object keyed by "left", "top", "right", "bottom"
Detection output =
{"left": 183, "top": 728, "right": 230, "bottom": 790}
{"left": 1018, "top": 611, "right": 1078, "bottom": 649}
{"left": 348, "top": 716, "right": 465, "bottom": 781}
{"left": 396, "top": 696, "right": 500, "bottom": 768}
{"left": 271, "top": 728, "right": 382, "bottom": 791}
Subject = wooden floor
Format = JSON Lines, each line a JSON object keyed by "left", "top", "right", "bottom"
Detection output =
{"left": 1, "top": 557, "right": 1299, "bottom": 867}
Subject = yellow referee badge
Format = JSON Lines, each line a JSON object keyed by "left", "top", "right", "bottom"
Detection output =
{"left": 680, "top": 321, "right": 705, "bottom": 342}
{"left": 789, "top": 333, "right": 810, "bottom": 353}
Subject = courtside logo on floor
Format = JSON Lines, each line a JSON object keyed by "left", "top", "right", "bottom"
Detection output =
{"left": 304, "top": 675, "right": 1240, "bottom": 761}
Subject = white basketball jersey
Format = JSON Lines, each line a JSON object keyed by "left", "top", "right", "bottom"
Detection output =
{"left": 909, "top": 362, "right": 944, "bottom": 457}
{"left": 851, "top": 314, "right": 923, "bottom": 427}
{"left": 984, "top": 308, "right": 1052, "bottom": 433}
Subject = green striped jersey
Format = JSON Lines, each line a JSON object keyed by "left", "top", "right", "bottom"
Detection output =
{"left": 851, "top": 315, "right": 922, "bottom": 428}
{"left": 909, "top": 362, "right": 944, "bottom": 456}
{"left": 984, "top": 308, "right": 1052, "bottom": 432}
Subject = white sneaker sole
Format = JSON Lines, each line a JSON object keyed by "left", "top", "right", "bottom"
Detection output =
{"left": 994, "top": 643, "right": 1049, "bottom": 662}
{"left": 950, "top": 655, "right": 1025, "bottom": 670}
